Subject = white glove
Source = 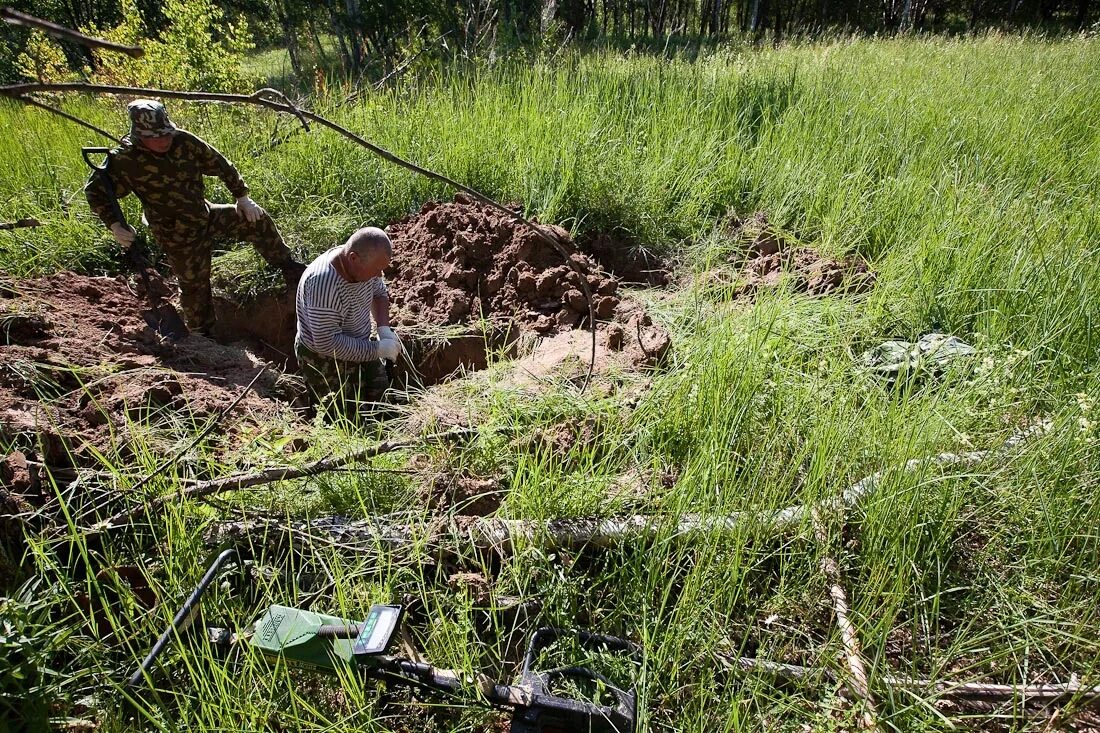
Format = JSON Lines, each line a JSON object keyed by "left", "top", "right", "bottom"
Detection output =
{"left": 235, "top": 196, "right": 264, "bottom": 223}
{"left": 110, "top": 222, "right": 136, "bottom": 249}
{"left": 376, "top": 337, "right": 400, "bottom": 361}
{"left": 378, "top": 326, "right": 399, "bottom": 344}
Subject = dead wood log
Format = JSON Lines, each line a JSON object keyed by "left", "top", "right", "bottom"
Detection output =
{"left": 206, "top": 511, "right": 755, "bottom": 555}
{"left": 206, "top": 424, "right": 1045, "bottom": 555}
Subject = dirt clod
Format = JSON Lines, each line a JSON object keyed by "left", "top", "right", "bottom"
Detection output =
{"left": 385, "top": 197, "right": 620, "bottom": 334}
{"left": 728, "top": 212, "right": 875, "bottom": 296}
{"left": 419, "top": 471, "right": 503, "bottom": 516}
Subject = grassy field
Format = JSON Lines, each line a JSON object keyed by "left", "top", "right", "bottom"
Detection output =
{"left": 1, "top": 35, "right": 1099, "bottom": 731}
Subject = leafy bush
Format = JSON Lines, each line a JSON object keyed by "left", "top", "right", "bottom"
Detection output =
{"left": 12, "top": 0, "right": 256, "bottom": 92}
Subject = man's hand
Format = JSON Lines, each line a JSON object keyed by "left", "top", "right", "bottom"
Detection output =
{"left": 378, "top": 326, "right": 399, "bottom": 344}
{"left": 110, "top": 222, "right": 136, "bottom": 249}
{"left": 235, "top": 196, "right": 265, "bottom": 223}
{"left": 376, "top": 337, "right": 400, "bottom": 361}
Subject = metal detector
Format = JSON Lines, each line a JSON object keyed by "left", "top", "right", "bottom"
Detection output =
{"left": 130, "top": 551, "right": 639, "bottom": 733}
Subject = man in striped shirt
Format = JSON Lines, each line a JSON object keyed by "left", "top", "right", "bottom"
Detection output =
{"left": 294, "top": 227, "right": 401, "bottom": 416}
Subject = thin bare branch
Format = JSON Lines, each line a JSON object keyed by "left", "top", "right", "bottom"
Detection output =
{"left": 20, "top": 95, "right": 118, "bottom": 141}
{"left": 722, "top": 655, "right": 1100, "bottom": 706}
{"left": 88, "top": 426, "right": 478, "bottom": 533}
{"left": 1, "top": 7, "right": 144, "bottom": 58}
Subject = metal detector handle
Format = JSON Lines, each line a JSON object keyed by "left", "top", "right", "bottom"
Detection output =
{"left": 126, "top": 548, "right": 237, "bottom": 688}
{"left": 81, "top": 146, "right": 112, "bottom": 171}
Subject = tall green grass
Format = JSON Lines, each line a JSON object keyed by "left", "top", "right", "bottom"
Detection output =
{"left": 1, "top": 35, "right": 1098, "bottom": 732}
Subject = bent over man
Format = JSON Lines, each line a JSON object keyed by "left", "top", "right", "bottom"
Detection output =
{"left": 84, "top": 99, "right": 305, "bottom": 335}
{"left": 295, "top": 227, "right": 401, "bottom": 415}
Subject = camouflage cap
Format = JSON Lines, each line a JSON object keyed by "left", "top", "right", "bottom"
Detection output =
{"left": 127, "top": 99, "right": 177, "bottom": 138}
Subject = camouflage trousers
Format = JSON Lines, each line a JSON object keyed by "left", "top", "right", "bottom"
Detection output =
{"left": 152, "top": 204, "right": 292, "bottom": 333}
{"left": 294, "top": 339, "right": 390, "bottom": 418}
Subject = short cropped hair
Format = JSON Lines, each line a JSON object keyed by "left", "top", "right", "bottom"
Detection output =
{"left": 346, "top": 227, "right": 392, "bottom": 257}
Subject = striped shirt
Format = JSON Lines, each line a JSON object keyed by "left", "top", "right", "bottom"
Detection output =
{"left": 295, "top": 245, "right": 389, "bottom": 362}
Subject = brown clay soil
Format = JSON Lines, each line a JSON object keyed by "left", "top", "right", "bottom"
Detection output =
{"left": 386, "top": 194, "right": 622, "bottom": 335}
{"left": 725, "top": 211, "right": 875, "bottom": 296}
{"left": 384, "top": 194, "right": 671, "bottom": 386}
{"left": 0, "top": 270, "right": 296, "bottom": 472}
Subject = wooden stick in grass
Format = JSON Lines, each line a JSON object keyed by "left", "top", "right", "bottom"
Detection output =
{"left": 0, "top": 217, "right": 41, "bottom": 230}
{"left": 0, "top": 81, "right": 603, "bottom": 391}
{"left": 89, "top": 426, "right": 478, "bottom": 533}
{"left": 812, "top": 506, "right": 881, "bottom": 730}
{"left": 720, "top": 655, "right": 1100, "bottom": 706}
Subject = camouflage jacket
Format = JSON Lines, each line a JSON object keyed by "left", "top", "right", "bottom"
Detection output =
{"left": 84, "top": 130, "right": 249, "bottom": 235}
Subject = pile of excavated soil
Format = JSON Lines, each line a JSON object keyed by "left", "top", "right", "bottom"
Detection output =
{"left": 727, "top": 212, "right": 875, "bottom": 296}
{"left": 0, "top": 271, "right": 295, "bottom": 470}
{"left": 383, "top": 195, "right": 671, "bottom": 386}
{"left": 386, "top": 195, "right": 622, "bottom": 335}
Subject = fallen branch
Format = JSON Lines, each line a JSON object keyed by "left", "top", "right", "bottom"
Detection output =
{"left": 722, "top": 654, "right": 1100, "bottom": 707}
{"left": 1, "top": 7, "right": 144, "bottom": 58}
{"left": 812, "top": 507, "right": 880, "bottom": 730}
{"left": 206, "top": 424, "right": 1045, "bottom": 554}
{"left": 0, "top": 217, "right": 41, "bottom": 230}
{"left": 0, "top": 81, "right": 601, "bottom": 391}
{"left": 88, "top": 426, "right": 478, "bottom": 533}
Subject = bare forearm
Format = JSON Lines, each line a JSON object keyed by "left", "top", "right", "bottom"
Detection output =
{"left": 373, "top": 296, "right": 391, "bottom": 330}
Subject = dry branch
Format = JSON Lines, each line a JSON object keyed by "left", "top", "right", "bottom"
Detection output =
{"left": 0, "top": 81, "right": 601, "bottom": 390}
{"left": 206, "top": 424, "right": 1045, "bottom": 555}
{"left": 812, "top": 507, "right": 880, "bottom": 730}
{"left": 89, "top": 426, "right": 478, "bottom": 533}
{"left": 723, "top": 655, "right": 1100, "bottom": 707}
{"left": 1, "top": 7, "right": 144, "bottom": 58}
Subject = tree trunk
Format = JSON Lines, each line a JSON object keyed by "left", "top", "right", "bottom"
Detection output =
{"left": 277, "top": 3, "right": 304, "bottom": 80}
{"left": 750, "top": 0, "right": 763, "bottom": 33}
{"left": 1076, "top": 0, "right": 1091, "bottom": 27}
{"left": 344, "top": 0, "right": 364, "bottom": 73}
{"left": 309, "top": 19, "right": 331, "bottom": 69}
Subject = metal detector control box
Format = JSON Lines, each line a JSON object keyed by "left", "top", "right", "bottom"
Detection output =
{"left": 352, "top": 604, "right": 402, "bottom": 657}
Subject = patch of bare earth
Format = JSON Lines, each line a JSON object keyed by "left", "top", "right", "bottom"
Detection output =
{"left": 383, "top": 195, "right": 672, "bottom": 389}
{"left": 713, "top": 211, "right": 875, "bottom": 297}
{"left": 0, "top": 271, "right": 298, "bottom": 471}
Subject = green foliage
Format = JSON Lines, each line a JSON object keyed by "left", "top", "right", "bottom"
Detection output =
{"left": 89, "top": 0, "right": 256, "bottom": 92}
{"left": 10, "top": 0, "right": 257, "bottom": 91}
{"left": 0, "top": 581, "right": 88, "bottom": 730}
{"left": 14, "top": 30, "right": 73, "bottom": 82}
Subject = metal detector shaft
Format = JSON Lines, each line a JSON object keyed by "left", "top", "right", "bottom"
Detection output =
{"left": 374, "top": 659, "right": 531, "bottom": 707}
{"left": 127, "top": 548, "right": 237, "bottom": 688}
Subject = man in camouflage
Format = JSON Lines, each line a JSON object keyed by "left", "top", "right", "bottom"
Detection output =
{"left": 85, "top": 99, "right": 306, "bottom": 335}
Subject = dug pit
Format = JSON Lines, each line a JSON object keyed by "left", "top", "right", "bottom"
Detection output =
{"left": 721, "top": 211, "right": 875, "bottom": 297}
{"left": 215, "top": 195, "right": 672, "bottom": 388}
